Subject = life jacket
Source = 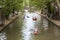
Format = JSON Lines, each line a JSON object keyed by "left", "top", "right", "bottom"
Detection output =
{"left": 34, "top": 28, "right": 38, "bottom": 35}
{"left": 32, "top": 17, "right": 37, "bottom": 21}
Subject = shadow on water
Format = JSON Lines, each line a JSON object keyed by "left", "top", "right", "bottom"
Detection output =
{"left": 0, "top": 12, "right": 60, "bottom": 40}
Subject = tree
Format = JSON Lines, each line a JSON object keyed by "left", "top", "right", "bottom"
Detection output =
{"left": 30, "top": 0, "right": 52, "bottom": 10}
{"left": 0, "top": 0, "right": 6, "bottom": 26}
{"left": 1, "top": 0, "right": 23, "bottom": 18}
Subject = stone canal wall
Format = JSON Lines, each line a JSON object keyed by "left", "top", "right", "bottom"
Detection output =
{"left": 0, "top": 15, "right": 19, "bottom": 32}
{"left": 36, "top": 11, "right": 60, "bottom": 27}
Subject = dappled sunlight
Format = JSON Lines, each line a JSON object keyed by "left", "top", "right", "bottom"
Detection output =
{"left": 0, "top": 0, "right": 60, "bottom": 40}
{"left": 0, "top": 32, "right": 7, "bottom": 40}
{"left": 22, "top": 12, "right": 41, "bottom": 40}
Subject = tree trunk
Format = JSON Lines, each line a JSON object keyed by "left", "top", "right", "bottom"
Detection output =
{"left": 0, "top": 13, "right": 5, "bottom": 26}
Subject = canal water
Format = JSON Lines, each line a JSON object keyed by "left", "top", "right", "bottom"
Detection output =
{"left": 0, "top": 12, "right": 60, "bottom": 40}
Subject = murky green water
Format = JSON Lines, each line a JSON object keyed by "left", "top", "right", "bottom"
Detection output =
{"left": 0, "top": 13, "right": 60, "bottom": 40}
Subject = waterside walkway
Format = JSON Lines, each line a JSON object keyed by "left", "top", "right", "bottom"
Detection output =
{"left": 36, "top": 11, "right": 60, "bottom": 27}
{"left": 0, "top": 14, "right": 19, "bottom": 32}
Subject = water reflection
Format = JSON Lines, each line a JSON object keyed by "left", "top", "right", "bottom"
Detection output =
{"left": 0, "top": 11, "right": 60, "bottom": 40}
{"left": 22, "top": 12, "right": 41, "bottom": 40}
{"left": 42, "top": 18, "right": 48, "bottom": 31}
{"left": 0, "top": 32, "right": 7, "bottom": 40}
{"left": 54, "top": 26, "right": 60, "bottom": 40}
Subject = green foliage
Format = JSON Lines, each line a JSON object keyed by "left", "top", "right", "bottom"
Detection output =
{"left": 47, "top": 2, "right": 54, "bottom": 14}
{"left": 0, "top": 0, "right": 6, "bottom": 5}
{"left": 0, "top": 0, "right": 23, "bottom": 16}
{"left": 2, "top": 0, "right": 13, "bottom": 16}
{"left": 30, "top": 0, "right": 52, "bottom": 9}
{"left": 15, "top": 0, "right": 23, "bottom": 11}
{"left": 59, "top": 0, "right": 60, "bottom": 2}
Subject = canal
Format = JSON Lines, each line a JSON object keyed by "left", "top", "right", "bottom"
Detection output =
{"left": 0, "top": 12, "right": 60, "bottom": 40}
